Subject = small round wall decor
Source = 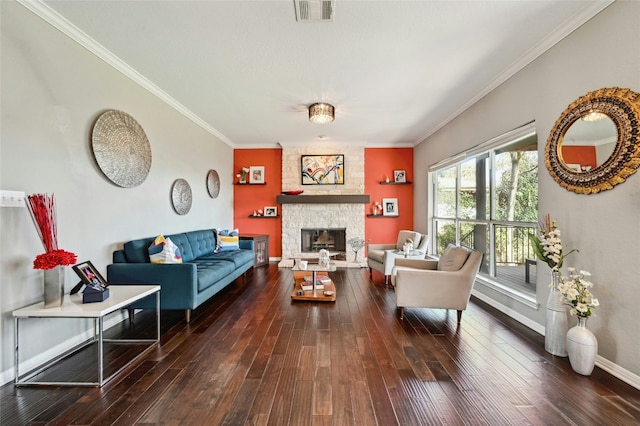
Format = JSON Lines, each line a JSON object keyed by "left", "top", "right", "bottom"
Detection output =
{"left": 206, "top": 169, "right": 220, "bottom": 198}
{"left": 171, "top": 178, "right": 192, "bottom": 215}
{"left": 92, "top": 110, "right": 152, "bottom": 188}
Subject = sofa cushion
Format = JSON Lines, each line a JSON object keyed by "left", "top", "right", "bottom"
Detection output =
{"left": 438, "top": 244, "right": 470, "bottom": 271}
{"left": 186, "top": 229, "right": 217, "bottom": 259}
{"left": 216, "top": 229, "right": 240, "bottom": 252}
{"left": 201, "top": 249, "right": 254, "bottom": 268}
{"left": 396, "top": 230, "right": 421, "bottom": 250}
{"left": 149, "top": 235, "right": 183, "bottom": 264}
{"left": 123, "top": 237, "right": 156, "bottom": 263}
{"left": 194, "top": 259, "right": 236, "bottom": 292}
{"left": 165, "top": 233, "right": 195, "bottom": 262}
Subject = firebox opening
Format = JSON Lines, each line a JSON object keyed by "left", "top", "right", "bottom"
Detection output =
{"left": 301, "top": 228, "right": 346, "bottom": 259}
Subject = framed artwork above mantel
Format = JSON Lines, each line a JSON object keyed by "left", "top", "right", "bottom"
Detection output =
{"left": 301, "top": 154, "right": 344, "bottom": 185}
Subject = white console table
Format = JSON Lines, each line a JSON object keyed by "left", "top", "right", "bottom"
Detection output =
{"left": 13, "top": 285, "right": 160, "bottom": 387}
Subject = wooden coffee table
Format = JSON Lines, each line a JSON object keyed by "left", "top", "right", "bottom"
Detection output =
{"left": 291, "top": 263, "right": 336, "bottom": 302}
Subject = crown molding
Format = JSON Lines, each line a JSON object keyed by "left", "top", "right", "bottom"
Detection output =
{"left": 17, "top": 0, "right": 234, "bottom": 147}
{"left": 415, "top": 0, "right": 615, "bottom": 146}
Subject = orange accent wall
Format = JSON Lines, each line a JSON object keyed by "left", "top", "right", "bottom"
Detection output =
{"left": 233, "top": 147, "right": 414, "bottom": 263}
{"left": 234, "top": 149, "right": 282, "bottom": 258}
{"left": 561, "top": 146, "right": 597, "bottom": 170}
{"left": 364, "top": 148, "right": 414, "bottom": 258}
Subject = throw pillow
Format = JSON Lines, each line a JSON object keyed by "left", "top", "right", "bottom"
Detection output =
{"left": 437, "top": 244, "right": 470, "bottom": 271}
{"left": 396, "top": 230, "right": 421, "bottom": 250}
{"left": 149, "top": 234, "right": 183, "bottom": 264}
{"left": 216, "top": 228, "right": 240, "bottom": 252}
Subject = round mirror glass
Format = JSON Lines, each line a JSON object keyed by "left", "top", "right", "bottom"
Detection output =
{"left": 560, "top": 115, "right": 617, "bottom": 172}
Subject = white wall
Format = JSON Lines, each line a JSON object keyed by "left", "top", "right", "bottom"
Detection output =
{"left": 414, "top": 1, "right": 640, "bottom": 380}
{"left": 0, "top": 2, "right": 234, "bottom": 381}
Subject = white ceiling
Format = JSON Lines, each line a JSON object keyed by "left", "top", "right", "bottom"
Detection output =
{"left": 35, "top": 0, "right": 612, "bottom": 148}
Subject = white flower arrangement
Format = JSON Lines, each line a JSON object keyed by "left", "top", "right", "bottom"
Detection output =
{"left": 529, "top": 214, "right": 577, "bottom": 271}
{"left": 558, "top": 267, "right": 600, "bottom": 318}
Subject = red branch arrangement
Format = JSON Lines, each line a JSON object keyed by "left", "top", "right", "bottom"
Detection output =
{"left": 26, "top": 193, "right": 77, "bottom": 270}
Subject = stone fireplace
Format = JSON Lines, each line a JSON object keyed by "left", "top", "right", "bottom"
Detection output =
{"left": 279, "top": 145, "right": 367, "bottom": 264}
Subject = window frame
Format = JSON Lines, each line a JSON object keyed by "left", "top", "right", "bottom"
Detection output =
{"left": 429, "top": 122, "right": 539, "bottom": 303}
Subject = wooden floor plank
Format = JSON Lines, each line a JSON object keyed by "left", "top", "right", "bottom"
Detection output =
{"left": 2, "top": 265, "right": 639, "bottom": 426}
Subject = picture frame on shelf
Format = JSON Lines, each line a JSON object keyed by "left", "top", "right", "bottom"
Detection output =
{"left": 249, "top": 166, "right": 265, "bottom": 184}
{"left": 394, "top": 170, "right": 406, "bottom": 183}
{"left": 301, "top": 154, "right": 344, "bottom": 185}
{"left": 264, "top": 206, "right": 278, "bottom": 217}
{"left": 382, "top": 198, "right": 399, "bottom": 216}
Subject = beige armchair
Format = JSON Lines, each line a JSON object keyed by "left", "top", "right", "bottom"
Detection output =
{"left": 391, "top": 244, "right": 483, "bottom": 321}
{"left": 367, "top": 230, "right": 430, "bottom": 285}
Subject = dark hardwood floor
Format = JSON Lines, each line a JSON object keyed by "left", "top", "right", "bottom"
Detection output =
{"left": 2, "top": 264, "right": 640, "bottom": 425}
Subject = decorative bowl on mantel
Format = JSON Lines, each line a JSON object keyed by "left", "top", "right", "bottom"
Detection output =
{"left": 282, "top": 190, "right": 304, "bottom": 195}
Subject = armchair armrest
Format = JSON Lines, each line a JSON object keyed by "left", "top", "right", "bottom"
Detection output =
{"left": 393, "top": 258, "right": 438, "bottom": 270}
{"left": 367, "top": 243, "right": 396, "bottom": 251}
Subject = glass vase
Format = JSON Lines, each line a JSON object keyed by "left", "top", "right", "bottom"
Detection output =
{"left": 545, "top": 269, "right": 568, "bottom": 356}
{"left": 567, "top": 316, "right": 598, "bottom": 375}
{"left": 43, "top": 265, "right": 65, "bottom": 308}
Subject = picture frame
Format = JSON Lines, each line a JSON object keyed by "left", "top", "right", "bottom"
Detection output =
{"left": 301, "top": 154, "right": 344, "bottom": 185}
{"left": 264, "top": 206, "right": 278, "bottom": 217}
{"left": 394, "top": 170, "right": 406, "bottom": 183}
{"left": 382, "top": 198, "right": 399, "bottom": 216}
{"left": 249, "top": 166, "right": 265, "bottom": 184}
{"left": 72, "top": 261, "right": 108, "bottom": 289}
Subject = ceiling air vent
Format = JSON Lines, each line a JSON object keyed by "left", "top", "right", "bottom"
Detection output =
{"left": 295, "top": 0, "right": 334, "bottom": 22}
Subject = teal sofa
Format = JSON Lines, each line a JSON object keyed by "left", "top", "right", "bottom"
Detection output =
{"left": 107, "top": 229, "right": 255, "bottom": 322}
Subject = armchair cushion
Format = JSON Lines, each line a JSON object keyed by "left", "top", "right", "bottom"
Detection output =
{"left": 396, "top": 230, "right": 421, "bottom": 250}
{"left": 438, "top": 244, "right": 470, "bottom": 271}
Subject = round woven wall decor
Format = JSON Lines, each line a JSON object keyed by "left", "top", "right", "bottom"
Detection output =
{"left": 206, "top": 169, "right": 220, "bottom": 198}
{"left": 92, "top": 110, "right": 152, "bottom": 188}
{"left": 171, "top": 178, "right": 192, "bottom": 215}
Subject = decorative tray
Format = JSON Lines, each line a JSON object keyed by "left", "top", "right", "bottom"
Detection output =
{"left": 282, "top": 190, "right": 304, "bottom": 195}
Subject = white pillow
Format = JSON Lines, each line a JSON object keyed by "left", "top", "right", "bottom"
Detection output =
{"left": 148, "top": 235, "right": 183, "bottom": 264}
{"left": 438, "top": 244, "right": 470, "bottom": 271}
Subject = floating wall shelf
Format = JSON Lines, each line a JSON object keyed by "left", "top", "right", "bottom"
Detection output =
{"left": 276, "top": 194, "right": 370, "bottom": 204}
{"left": 380, "top": 181, "right": 412, "bottom": 185}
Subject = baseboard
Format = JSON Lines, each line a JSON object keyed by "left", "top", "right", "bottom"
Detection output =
{"left": 1, "top": 311, "right": 128, "bottom": 386}
{"left": 472, "top": 289, "right": 640, "bottom": 390}
{"left": 472, "top": 289, "right": 545, "bottom": 335}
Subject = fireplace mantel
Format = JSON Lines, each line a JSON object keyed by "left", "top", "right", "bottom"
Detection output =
{"left": 276, "top": 194, "right": 370, "bottom": 204}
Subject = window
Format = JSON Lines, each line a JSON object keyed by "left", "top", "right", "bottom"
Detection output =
{"left": 430, "top": 123, "right": 538, "bottom": 296}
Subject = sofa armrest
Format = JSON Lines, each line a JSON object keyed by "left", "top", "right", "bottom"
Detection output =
{"left": 107, "top": 263, "right": 198, "bottom": 309}
{"left": 239, "top": 239, "right": 254, "bottom": 251}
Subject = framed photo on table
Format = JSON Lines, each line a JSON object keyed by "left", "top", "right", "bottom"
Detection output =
{"left": 72, "top": 261, "right": 109, "bottom": 300}
{"left": 382, "top": 198, "right": 398, "bottom": 216}
{"left": 73, "top": 261, "right": 107, "bottom": 286}
{"left": 249, "top": 166, "right": 265, "bottom": 184}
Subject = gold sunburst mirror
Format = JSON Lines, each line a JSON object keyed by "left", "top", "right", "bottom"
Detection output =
{"left": 546, "top": 87, "right": 640, "bottom": 194}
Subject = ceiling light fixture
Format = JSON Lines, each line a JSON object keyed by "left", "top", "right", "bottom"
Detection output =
{"left": 581, "top": 111, "right": 608, "bottom": 122}
{"left": 309, "top": 103, "right": 335, "bottom": 124}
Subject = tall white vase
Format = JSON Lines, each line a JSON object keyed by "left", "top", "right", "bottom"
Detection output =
{"left": 43, "top": 265, "right": 65, "bottom": 308}
{"left": 567, "top": 316, "right": 598, "bottom": 375}
{"left": 545, "top": 270, "right": 568, "bottom": 356}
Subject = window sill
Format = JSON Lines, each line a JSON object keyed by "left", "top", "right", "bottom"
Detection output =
{"left": 475, "top": 274, "right": 539, "bottom": 310}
